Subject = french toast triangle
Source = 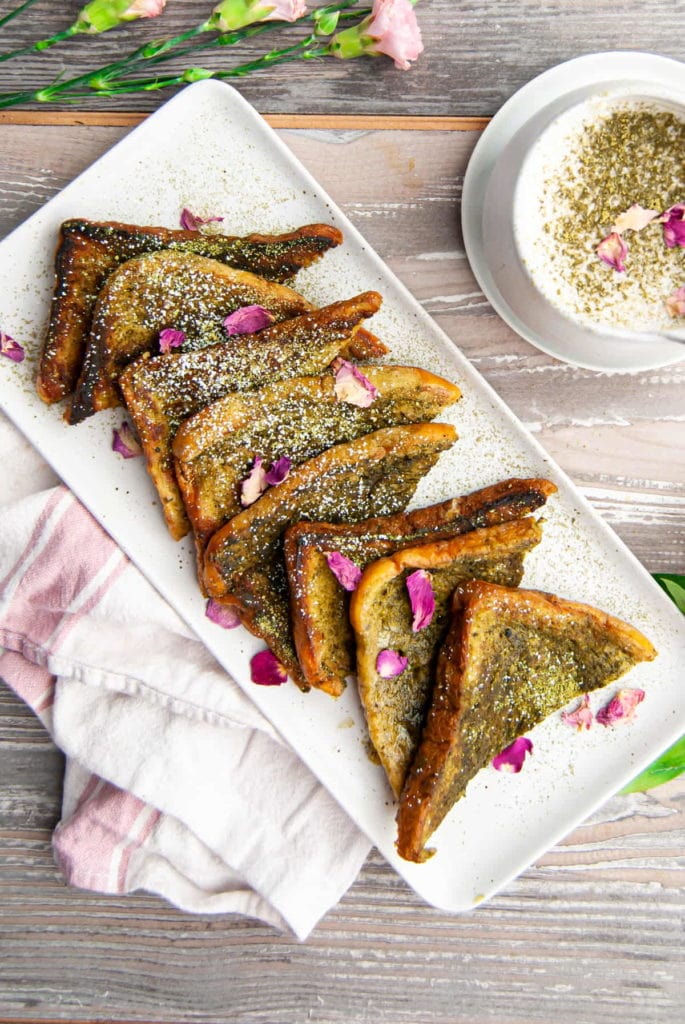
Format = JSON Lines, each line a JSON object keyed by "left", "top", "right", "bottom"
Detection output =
{"left": 68, "top": 250, "right": 315, "bottom": 423}
{"left": 203, "top": 423, "right": 458, "bottom": 690}
{"left": 285, "top": 478, "right": 558, "bottom": 697}
{"left": 349, "top": 518, "right": 544, "bottom": 799}
{"left": 37, "top": 218, "right": 345, "bottom": 405}
{"left": 173, "top": 364, "right": 461, "bottom": 560}
{"left": 121, "top": 292, "right": 385, "bottom": 541}
{"left": 396, "top": 580, "right": 658, "bottom": 863}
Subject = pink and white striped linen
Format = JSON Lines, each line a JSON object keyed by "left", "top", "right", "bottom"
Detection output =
{"left": 0, "top": 412, "right": 370, "bottom": 940}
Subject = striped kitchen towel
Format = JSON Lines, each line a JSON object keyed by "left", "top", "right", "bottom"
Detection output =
{"left": 0, "top": 413, "right": 370, "bottom": 940}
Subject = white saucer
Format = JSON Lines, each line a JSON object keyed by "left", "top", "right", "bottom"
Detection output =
{"left": 462, "top": 52, "right": 685, "bottom": 372}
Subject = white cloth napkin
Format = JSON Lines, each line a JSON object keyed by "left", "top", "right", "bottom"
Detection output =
{"left": 0, "top": 411, "right": 371, "bottom": 940}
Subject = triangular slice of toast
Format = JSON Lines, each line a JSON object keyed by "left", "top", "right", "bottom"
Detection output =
{"left": 285, "top": 478, "right": 557, "bottom": 697}
{"left": 173, "top": 364, "right": 461, "bottom": 561}
{"left": 349, "top": 519, "right": 543, "bottom": 797}
{"left": 68, "top": 250, "right": 316, "bottom": 423}
{"left": 120, "top": 292, "right": 384, "bottom": 540}
{"left": 203, "top": 423, "right": 458, "bottom": 689}
{"left": 396, "top": 580, "right": 657, "bottom": 862}
{"left": 37, "top": 218, "right": 345, "bottom": 404}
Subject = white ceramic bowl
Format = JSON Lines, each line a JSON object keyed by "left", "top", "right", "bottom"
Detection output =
{"left": 462, "top": 53, "right": 685, "bottom": 372}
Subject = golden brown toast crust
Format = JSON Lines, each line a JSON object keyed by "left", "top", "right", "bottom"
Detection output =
{"left": 203, "top": 423, "right": 458, "bottom": 689}
{"left": 285, "top": 478, "right": 557, "bottom": 696}
{"left": 396, "top": 580, "right": 657, "bottom": 862}
{"left": 68, "top": 251, "right": 316, "bottom": 423}
{"left": 173, "top": 364, "right": 461, "bottom": 557}
{"left": 122, "top": 292, "right": 384, "bottom": 540}
{"left": 37, "top": 218, "right": 345, "bottom": 405}
{"left": 349, "top": 518, "right": 543, "bottom": 797}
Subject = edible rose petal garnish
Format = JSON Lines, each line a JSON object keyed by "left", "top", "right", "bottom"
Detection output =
{"left": 205, "top": 599, "right": 241, "bottom": 629}
{"left": 376, "top": 649, "right": 409, "bottom": 678}
{"left": 492, "top": 736, "right": 533, "bottom": 773}
{"left": 240, "top": 456, "right": 268, "bottom": 507}
{"left": 332, "top": 358, "right": 379, "bottom": 408}
{"left": 612, "top": 204, "right": 659, "bottom": 234}
{"left": 596, "top": 688, "right": 645, "bottom": 727}
{"left": 223, "top": 305, "right": 274, "bottom": 336}
{"left": 250, "top": 649, "right": 288, "bottom": 686}
{"left": 0, "top": 329, "right": 24, "bottom": 363}
{"left": 561, "top": 693, "right": 594, "bottom": 731}
{"left": 112, "top": 422, "right": 142, "bottom": 459}
{"left": 596, "top": 231, "right": 628, "bottom": 272}
{"left": 325, "top": 551, "right": 362, "bottom": 592}
{"left": 660, "top": 204, "right": 685, "bottom": 248}
{"left": 264, "top": 456, "right": 291, "bottom": 487}
{"left": 159, "top": 328, "right": 185, "bottom": 353}
{"left": 179, "top": 207, "right": 224, "bottom": 231}
{"left": 666, "top": 285, "right": 685, "bottom": 318}
{"left": 406, "top": 569, "right": 435, "bottom": 631}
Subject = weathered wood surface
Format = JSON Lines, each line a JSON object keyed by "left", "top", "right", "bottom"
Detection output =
{"left": 0, "top": 0, "right": 681, "bottom": 116}
{"left": 0, "top": 123, "right": 684, "bottom": 1023}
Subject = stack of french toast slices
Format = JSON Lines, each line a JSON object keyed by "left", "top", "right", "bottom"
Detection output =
{"left": 38, "top": 217, "right": 657, "bottom": 864}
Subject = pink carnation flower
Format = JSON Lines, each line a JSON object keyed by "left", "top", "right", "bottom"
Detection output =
{"left": 367, "top": 0, "right": 424, "bottom": 70}
{"left": 125, "top": 0, "right": 166, "bottom": 16}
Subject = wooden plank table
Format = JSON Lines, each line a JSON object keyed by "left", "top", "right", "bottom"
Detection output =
{"left": 1, "top": 4, "right": 684, "bottom": 1022}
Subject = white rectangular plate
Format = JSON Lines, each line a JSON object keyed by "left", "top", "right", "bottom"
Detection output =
{"left": 0, "top": 80, "right": 683, "bottom": 912}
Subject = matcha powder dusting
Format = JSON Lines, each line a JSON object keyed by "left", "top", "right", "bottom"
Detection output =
{"left": 520, "top": 100, "right": 685, "bottom": 331}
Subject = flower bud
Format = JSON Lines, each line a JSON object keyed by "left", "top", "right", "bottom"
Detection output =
{"left": 75, "top": 0, "right": 166, "bottom": 35}
{"left": 209, "top": 0, "right": 305, "bottom": 32}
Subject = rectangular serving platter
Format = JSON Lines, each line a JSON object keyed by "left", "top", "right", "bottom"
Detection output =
{"left": 0, "top": 80, "right": 683, "bottom": 911}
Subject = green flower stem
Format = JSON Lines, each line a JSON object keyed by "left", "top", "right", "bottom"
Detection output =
{"left": 0, "top": 23, "right": 79, "bottom": 63}
{"left": 0, "top": 3, "right": 368, "bottom": 109}
{"left": 0, "top": 0, "right": 42, "bottom": 32}
{"left": 90, "top": 37, "right": 328, "bottom": 95}
{"left": 0, "top": 0, "right": 362, "bottom": 66}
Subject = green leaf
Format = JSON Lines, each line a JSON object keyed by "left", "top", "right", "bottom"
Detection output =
{"left": 619, "top": 573, "right": 684, "bottom": 794}
{"left": 620, "top": 735, "right": 685, "bottom": 794}
{"left": 653, "top": 572, "right": 685, "bottom": 614}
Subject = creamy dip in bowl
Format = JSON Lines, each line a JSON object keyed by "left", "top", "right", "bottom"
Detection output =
{"left": 463, "top": 53, "right": 685, "bottom": 371}
{"left": 514, "top": 93, "right": 685, "bottom": 334}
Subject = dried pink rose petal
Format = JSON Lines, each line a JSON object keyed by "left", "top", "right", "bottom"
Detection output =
{"left": 205, "top": 599, "right": 241, "bottom": 629}
{"left": 240, "top": 456, "right": 268, "bottom": 507}
{"left": 112, "top": 421, "right": 142, "bottom": 459}
{"left": 406, "top": 569, "right": 435, "bottom": 631}
{"left": 159, "top": 328, "right": 185, "bottom": 353}
{"left": 0, "top": 329, "right": 24, "bottom": 363}
{"left": 250, "top": 648, "right": 288, "bottom": 686}
{"left": 376, "top": 649, "right": 409, "bottom": 678}
{"left": 264, "top": 456, "right": 291, "bottom": 487}
{"left": 332, "top": 358, "right": 379, "bottom": 408}
{"left": 179, "top": 207, "right": 224, "bottom": 231}
{"left": 367, "top": 0, "right": 424, "bottom": 70}
{"left": 661, "top": 204, "right": 685, "bottom": 248}
{"left": 492, "top": 736, "right": 533, "bottom": 773}
{"left": 612, "top": 204, "right": 659, "bottom": 234}
{"left": 223, "top": 305, "right": 274, "bottom": 336}
{"left": 596, "top": 688, "right": 645, "bottom": 727}
{"left": 325, "top": 551, "right": 362, "bottom": 592}
{"left": 561, "top": 693, "right": 593, "bottom": 731}
{"left": 596, "top": 232, "right": 628, "bottom": 272}
{"left": 666, "top": 285, "right": 685, "bottom": 318}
